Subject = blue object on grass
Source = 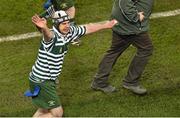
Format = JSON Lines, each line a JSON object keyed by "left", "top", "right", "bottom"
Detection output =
{"left": 44, "top": 0, "right": 52, "bottom": 9}
{"left": 24, "top": 86, "right": 40, "bottom": 97}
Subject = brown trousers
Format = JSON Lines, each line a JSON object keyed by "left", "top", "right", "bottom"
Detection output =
{"left": 93, "top": 31, "right": 153, "bottom": 87}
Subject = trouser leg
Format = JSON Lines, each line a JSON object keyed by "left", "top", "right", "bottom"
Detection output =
{"left": 123, "top": 33, "right": 153, "bottom": 86}
{"left": 94, "top": 32, "right": 131, "bottom": 87}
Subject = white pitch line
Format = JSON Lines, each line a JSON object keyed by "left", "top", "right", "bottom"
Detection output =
{"left": 0, "top": 32, "right": 41, "bottom": 42}
{"left": 150, "top": 9, "right": 180, "bottom": 19}
{"left": 0, "top": 9, "right": 180, "bottom": 43}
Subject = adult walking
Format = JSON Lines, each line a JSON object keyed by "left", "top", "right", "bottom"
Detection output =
{"left": 91, "top": 0, "right": 154, "bottom": 95}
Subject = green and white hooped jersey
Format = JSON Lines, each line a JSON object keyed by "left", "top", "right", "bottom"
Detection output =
{"left": 29, "top": 25, "right": 86, "bottom": 83}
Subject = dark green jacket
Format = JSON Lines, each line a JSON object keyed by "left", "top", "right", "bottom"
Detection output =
{"left": 111, "top": 0, "right": 154, "bottom": 35}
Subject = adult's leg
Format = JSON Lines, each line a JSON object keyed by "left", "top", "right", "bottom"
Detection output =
{"left": 66, "top": 6, "right": 75, "bottom": 19}
{"left": 123, "top": 33, "right": 153, "bottom": 86}
{"left": 93, "top": 32, "right": 131, "bottom": 87}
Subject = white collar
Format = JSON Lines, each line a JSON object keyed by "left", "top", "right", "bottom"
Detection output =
{"left": 52, "top": 26, "right": 63, "bottom": 37}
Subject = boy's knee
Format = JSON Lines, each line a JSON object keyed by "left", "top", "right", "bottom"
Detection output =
{"left": 50, "top": 106, "right": 63, "bottom": 117}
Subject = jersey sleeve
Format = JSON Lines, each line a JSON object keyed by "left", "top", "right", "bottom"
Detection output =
{"left": 42, "top": 31, "right": 56, "bottom": 50}
{"left": 67, "top": 25, "right": 86, "bottom": 43}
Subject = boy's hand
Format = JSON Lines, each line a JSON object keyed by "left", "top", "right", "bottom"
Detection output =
{"left": 106, "top": 19, "right": 118, "bottom": 28}
{"left": 32, "top": 14, "right": 47, "bottom": 29}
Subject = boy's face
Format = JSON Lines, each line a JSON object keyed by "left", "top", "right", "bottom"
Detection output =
{"left": 59, "top": 21, "right": 70, "bottom": 35}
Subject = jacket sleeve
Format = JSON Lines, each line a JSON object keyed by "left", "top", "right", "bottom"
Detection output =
{"left": 119, "top": 0, "right": 139, "bottom": 23}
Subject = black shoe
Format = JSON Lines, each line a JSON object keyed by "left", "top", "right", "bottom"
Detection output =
{"left": 91, "top": 82, "right": 116, "bottom": 93}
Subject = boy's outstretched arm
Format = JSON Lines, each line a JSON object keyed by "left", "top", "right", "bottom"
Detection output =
{"left": 32, "top": 14, "right": 53, "bottom": 42}
{"left": 84, "top": 19, "right": 118, "bottom": 35}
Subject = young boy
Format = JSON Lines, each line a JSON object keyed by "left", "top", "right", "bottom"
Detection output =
{"left": 26, "top": 10, "right": 117, "bottom": 117}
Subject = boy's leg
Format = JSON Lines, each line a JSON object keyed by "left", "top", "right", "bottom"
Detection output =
{"left": 33, "top": 108, "right": 52, "bottom": 117}
{"left": 29, "top": 80, "right": 62, "bottom": 117}
{"left": 33, "top": 106, "right": 63, "bottom": 117}
{"left": 50, "top": 106, "right": 63, "bottom": 117}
